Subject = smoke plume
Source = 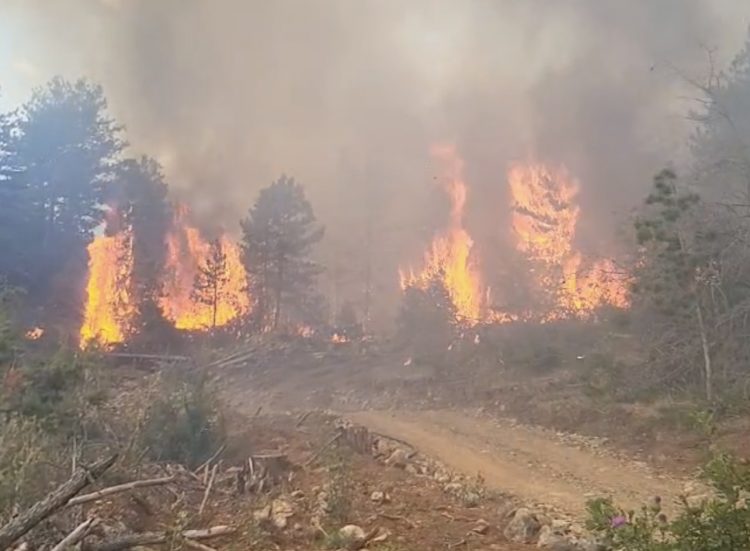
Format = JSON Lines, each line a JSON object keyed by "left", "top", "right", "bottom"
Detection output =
{"left": 1, "top": 0, "right": 749, "bottom": 322}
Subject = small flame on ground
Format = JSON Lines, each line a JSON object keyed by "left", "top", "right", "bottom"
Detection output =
{"left": 331, "top": 332, "right": 350, "bottom": 343}
{"left": 400, "top": 144, "right": 493, "bottom": 324}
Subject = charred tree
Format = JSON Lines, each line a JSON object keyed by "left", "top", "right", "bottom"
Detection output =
{"left": 192, "top": 238, "right": 230, "bottom": 330}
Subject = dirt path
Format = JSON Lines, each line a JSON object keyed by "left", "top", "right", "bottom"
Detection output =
{"left": 348, "top": 409, "right": 694, "bottom": 518}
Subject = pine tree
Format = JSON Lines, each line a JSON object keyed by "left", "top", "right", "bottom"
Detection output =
{"left": 191, "top": 238, "right": 229, "bottom": 330}
{"left": 241, "top": 176, "right": 324, "bottom": 330}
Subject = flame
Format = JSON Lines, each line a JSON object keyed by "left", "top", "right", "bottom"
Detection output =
{"left": 508, "top": 162, "right": 628, "bottom": 317}
{"left": 80, "top": 215, "right": 135, "bottom": 347}
{"left": 400, "top": 145, "right": 491, "bottom": 324}
{"left": 159, "top": 205, "right": 250, "bottom": 330}
{"left": 331, "top": 332, "right": 350, "bottom": 343}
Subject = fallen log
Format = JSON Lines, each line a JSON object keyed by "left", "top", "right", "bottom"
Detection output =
{"left": 85, "top": 525, "right": 235, "bottom": 551}
{"left": 67, "top": 475, "right": 175, "bottom": 506}
{"left": 50, "top": 517, "right": 100, "bottom": 551}
{"left": 104, "top": 352, "right": 191, "bottom": 362}
{"left": 0, "top": 454, "right": 118, "bottom": 550}
{"left": 198, "top": 465, "right": 218, "bottom": 516}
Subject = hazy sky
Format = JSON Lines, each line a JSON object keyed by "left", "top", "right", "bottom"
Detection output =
{"left": 2, "top": 1, "right": 750, "bottom": 320}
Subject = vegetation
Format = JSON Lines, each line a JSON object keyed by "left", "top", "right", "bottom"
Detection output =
{"left": 241, "top": 175, "right": 324, "bottom": 330}
{"left": 587, "top": 453, "right": 750, "bottom": 551}
{"left": 397, "top": 277, "right": 457, "bottom": 364}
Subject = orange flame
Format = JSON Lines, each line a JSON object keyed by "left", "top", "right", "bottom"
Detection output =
{"left": 159, "top": 205, "right": 250, "bottom": 330}
{"left": 508, "top": 162, "right": 628, "bottom": 317}
{"left": 400, "top": 145, "right": 491, "bottom": 324}
{"left": 80, "top": 216, "right": 135, "bottom": 347}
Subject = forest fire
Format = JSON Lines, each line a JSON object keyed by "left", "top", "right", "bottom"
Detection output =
{"left": 80, "top": 213, "right": 135, "bottom": 347}
{"left": 159, "top": 206, "right": 250, "bottom": 330}
{"left": 399, "top": 145, "right": 493, "bottom": 324}
{"left": 508, "top": 162, "right": 629, "bottom": 317}
{"left": 79, "top": 204, "right": 250, "bottom": 347}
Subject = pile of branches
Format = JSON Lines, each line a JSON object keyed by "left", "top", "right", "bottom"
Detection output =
{"left": 0, "top": 443, "right": 296, "bottom": 551}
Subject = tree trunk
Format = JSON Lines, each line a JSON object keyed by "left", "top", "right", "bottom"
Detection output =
{"left": 273, "top": 260, "right": 283, "bottom": 330}
{"left": 211, "top": 281, "right": 218, "bottom": 330}
{"left": 696, "top": 303, "right": 713, "bottom": 402}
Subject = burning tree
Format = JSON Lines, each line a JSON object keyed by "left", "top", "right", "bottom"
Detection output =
{"left": 241, "top": 176, "right": 324, "bottom": 330}
{"left": 191, "top": 238, "right": 231, "bottom": 331}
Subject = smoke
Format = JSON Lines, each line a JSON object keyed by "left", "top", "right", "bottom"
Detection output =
{"left": 2, "top": 0, "right": 749, "bottom": 322}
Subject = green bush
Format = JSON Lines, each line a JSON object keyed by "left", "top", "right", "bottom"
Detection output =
{"left": 140, "top": 371, "right": 225, "bottom": 468}
{"left": 586, "top": 453, "right": 750, "bottom": 550}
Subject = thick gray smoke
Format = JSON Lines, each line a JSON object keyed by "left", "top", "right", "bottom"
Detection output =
{"left": 1, "top": 0, "right": 749, "bottom": 323}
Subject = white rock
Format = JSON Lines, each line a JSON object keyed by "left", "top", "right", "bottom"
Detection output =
{"left": 338, "top": 524, "right": 366, "bottom": 550}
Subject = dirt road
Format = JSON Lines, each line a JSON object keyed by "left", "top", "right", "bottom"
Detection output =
{"left": 348, "top": 409, "right": 694, "bottom": 518}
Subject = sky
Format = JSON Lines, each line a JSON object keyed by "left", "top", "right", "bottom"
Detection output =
{"left": 1, "top": 0, "right": 750, "bottom": 321}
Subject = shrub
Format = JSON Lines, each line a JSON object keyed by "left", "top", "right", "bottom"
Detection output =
{"left": 586, "top": 453, "right": 750, "bottom": 550}
{"left": 140, "top": 371, "right": 225, "bottom": 468}
{"left": 0, "top": 416, "right": 56, "bottom": 524}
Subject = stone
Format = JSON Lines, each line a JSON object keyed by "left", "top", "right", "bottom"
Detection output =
{"left": 370, "top": 490, "right": 388, "bottom": 504}
{"left": 271, "top": 498, "right": 294, "bottom": 529}
{"left": 472, "top": 518, "right": 490, "bottom": 534}
{"left": 443, "top": 482, "right": 464, "bottom": 495}
{"left": 537, "top": 525, "right": 576, "bottom": 550}
{"left": 385, "top": 448, "right": 409, "bottom": 468}
{"left": 338, "top": 524, "right": 366, "bottom": 550}
{"left": 503, "top": 507, "right": 542, "bottom": 544}
{"left": 253, "top": 505, "right": 271, "bottom": 522}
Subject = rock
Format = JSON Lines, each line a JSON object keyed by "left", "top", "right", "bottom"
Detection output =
{"left": 253, "top": 505, "right": 271, "bottom": 522}
{"left": 552, "top": 519, "right": 570, "bottom": 531}
{"left": 370, "top": 490, "right": 389, "bottom": 504}
{"left": 374, "top": 438, "right": 392, "bottom": 457}
{"left": 503, "top": 507, "right": 542, "bottom": 544}
{"left": 443, "top": 482, "right": 464, "bottom": 495}
{"left": 537, "top": 525, "right": 576, "bottom": 550}
{"left": 472, "top": 518, "right": 490, "bottom": 535}
{"left": 405, "top": 463, "right": 420, "bottom": 475}
{"left": 271, "top": 498, "right": 294, "bottom": 529}
{"left": 338, "top": 524, "right": 366, "bottom": 550}
{"left": 435, "top": 471, "right": 452, "bottom": 484}
{"left": 385, "top": 448, "right": 409, "bottom": 468}
{"left": 463, "top": 491, "right": 481, "bottom": 508}
{"left": 291, "top": 489, "right": 305, "bottom": 499}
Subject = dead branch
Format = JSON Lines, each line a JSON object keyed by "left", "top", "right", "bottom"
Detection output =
{"left": 51, "top": 517, "right": 100, "bottom": 551}
{"left": 295, "top": 411, "right": 312, "bottom": 428}
{"left": 104, "top": 352, "right": 190, "bottom": 362}
{"left": 0, "top": 454, "right": 117, "bottom": 550}
{"left": 86, "top": 525, "right": 235, "bottom": 551}
{"left": 67, "top": 475, "right": 175, "bottom": 507}
{"left": 198, "top": 464, "right": 218, "bottom": 516}
{"left": 304, "top": 430, "right": 343, "bottom": 467}
{"left": 377, "top": 513, "right": 418, "bottom": 530}
{"left": 194, "top": 444, "right": 226, "bottom": 475}
{"left": 184, "top": 540, "right": 217, "bottom": 551}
